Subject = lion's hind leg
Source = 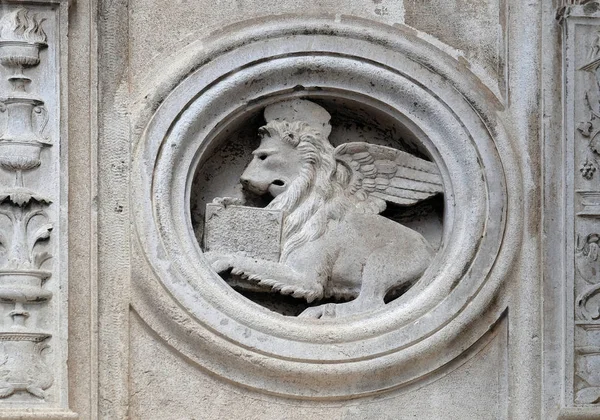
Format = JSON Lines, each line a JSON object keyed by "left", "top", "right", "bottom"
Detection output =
{"left": 298, "top": 242, "right": 430, "bottom": 319}
{"left": 298, "top": 257, "right": 390, "bottom": 319}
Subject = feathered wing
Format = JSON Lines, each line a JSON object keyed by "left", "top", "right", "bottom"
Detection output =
{"left": 334, "top": 142, "right": 443, "bottom": 214}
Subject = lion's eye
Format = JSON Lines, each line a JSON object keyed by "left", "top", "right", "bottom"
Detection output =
{"left": 258, "top": 153, "right": 268, "bottom": 161}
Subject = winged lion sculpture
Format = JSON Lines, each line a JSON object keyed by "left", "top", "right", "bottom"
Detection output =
{"left": 204, "top": 99, "right": 443, "bottom": 318}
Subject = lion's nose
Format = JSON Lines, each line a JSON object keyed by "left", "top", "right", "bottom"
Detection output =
{"left": 240, "top": 177, "right": 251, "bottom": 189}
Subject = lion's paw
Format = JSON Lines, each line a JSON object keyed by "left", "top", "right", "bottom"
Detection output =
{"left": 299, "top": 303, "right": 338, "bottom": 319}
{"left": 203, "top": 251, "right": 236, "bottom": 273}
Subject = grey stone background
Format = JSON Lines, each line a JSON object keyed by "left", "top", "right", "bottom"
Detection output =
{"left": 53, "top": 0, "right": 589, "bottom": 419}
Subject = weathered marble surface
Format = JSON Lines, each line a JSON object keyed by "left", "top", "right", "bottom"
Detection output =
{"left": 0, "top": 0, "right": 594, "bottom": 419}
{"left": 204, "top": 99, "right": 442, "bottom": 317}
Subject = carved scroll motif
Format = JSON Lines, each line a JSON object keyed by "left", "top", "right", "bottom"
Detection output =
{"left": 567, "top": 24, "right": 600, "bottom": 407}
{"left": 574, "top": 232, "right": 600, "bottom": 404}
{"left": 576, "top": 31, "right": 600, "bottom": 180}
{"left": 557, "top": 1, "right": 600, "bottom": 23}
{"left": 575, "top": 326, "right": 600, "bottom": 404}
{"left": 575, "top": 233, "right": 600, "bottom": 319}
{"left": 0, "top": 8, "right": 53, "bottom": 400}
{"left": 563, "top": 0, "right": 597, "bottom": 4}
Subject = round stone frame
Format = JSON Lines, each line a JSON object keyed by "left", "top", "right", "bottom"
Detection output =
{"left": 131, "top": 16, "right": 520, "bottom": 399}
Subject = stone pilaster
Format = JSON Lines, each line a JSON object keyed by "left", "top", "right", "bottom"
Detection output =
{"left": 0, "top": 2, "right": 75, "bottom": 418}
{"left": 561, "top": 1, "right": 600, "bottom": 416}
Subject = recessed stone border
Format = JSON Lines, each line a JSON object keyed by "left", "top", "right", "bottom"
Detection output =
{"left": 130, "top": 15, "right": 520, "bottom": 399}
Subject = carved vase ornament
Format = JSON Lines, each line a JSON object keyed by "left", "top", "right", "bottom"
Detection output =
{"left": 0, "top": 7, "right": 55, "bottom": 403}
{"left": 0, "top": 9, "right": 50, "bottom": 201}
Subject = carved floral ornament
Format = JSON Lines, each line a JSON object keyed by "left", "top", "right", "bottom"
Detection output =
{"left": 0, "top": 7, "right": 54, "bottom": 401}
{"left": 131, "top": 17, "right": 520, "bottom": 399}
{"left": 569, "top": 24, "right": 600, "bottom": 407}
{"left": 557, "top": 1, "right": 600, "bottom": 22}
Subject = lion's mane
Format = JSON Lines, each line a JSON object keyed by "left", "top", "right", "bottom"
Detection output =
{"left": 260, "top": 120, "right": 352, "bottom": 262}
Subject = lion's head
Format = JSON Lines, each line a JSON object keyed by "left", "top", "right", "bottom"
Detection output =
{"left": 240, "top": 120, "right": 350, "bottom": 261}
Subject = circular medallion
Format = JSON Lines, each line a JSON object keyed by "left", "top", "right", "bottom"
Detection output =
{"left": 131, "top": 16, "right": 519, "bottom": 399}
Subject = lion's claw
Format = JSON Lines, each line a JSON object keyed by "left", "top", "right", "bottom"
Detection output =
{"left": 299, "top": 303, "right": 337, "bottom": 319}
{"left": 213, "top": 259, "right": 234, "bottom": 273}
{"left": 204, "top": 251, "right": 235, "bottom": 273}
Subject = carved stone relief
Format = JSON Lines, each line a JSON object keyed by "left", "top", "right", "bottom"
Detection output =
{"left": 131, "top": 17, "right": 518, "bottom": 400}
{"left": 201, "top": 99, "right": 443, "bottom": 318}
{"left": 563, "top": 3, "right": 600, "bottom": 411}
{"left": 7, "top": 0, "right": 595, "bottom": 417}
{"left": 0, "top": 0, "right": 587, "bottom": 416}
{"left": 0, "top": 7, "right": 54, "bottom": 401}
{"left": 0, "top": 3, "right": 72, "bottom": 416}
{"left": 574, "top": 233, "right": 600, "bottom": 404}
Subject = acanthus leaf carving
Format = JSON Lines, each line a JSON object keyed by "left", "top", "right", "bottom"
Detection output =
{"left": 0, "top": 188, "right": 51, "bottom": 207}
{"left": 575, "top": 333, "right": 600, "bottom": 405}
{"left": 557, "top": 1, "right": 600, "bottom": 23}
{"left": 568, "top": 233, "right": 600, "bottom": 322}
{"left": 0, "top": 6, "right": 55, "bottom": 401}
{"left": 558, "top": 12, "right": 600, "bottom": 405}
{"left": 569, "top": 28, "right": 600, "bottom": 407}
{"left": 576, "top": 387, "right": 600, "bottom": 405}
{"left": 577, "top": 92, "right": 600, "bottom": 179}
{"left": 575, "top": 30, "right": 600, "bottom": 181}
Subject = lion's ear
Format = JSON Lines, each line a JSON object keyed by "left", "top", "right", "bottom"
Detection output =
{"left": 334, "top": 142, "right": 443, "bottom": 213}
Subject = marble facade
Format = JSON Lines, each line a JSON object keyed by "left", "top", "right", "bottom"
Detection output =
{"left": 0, "top": 0, "right": 594, "bottom": 419}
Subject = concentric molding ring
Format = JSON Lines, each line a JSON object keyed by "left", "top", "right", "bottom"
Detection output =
{"left": 131, "top": 16, "right": 520, "bottom": 399}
